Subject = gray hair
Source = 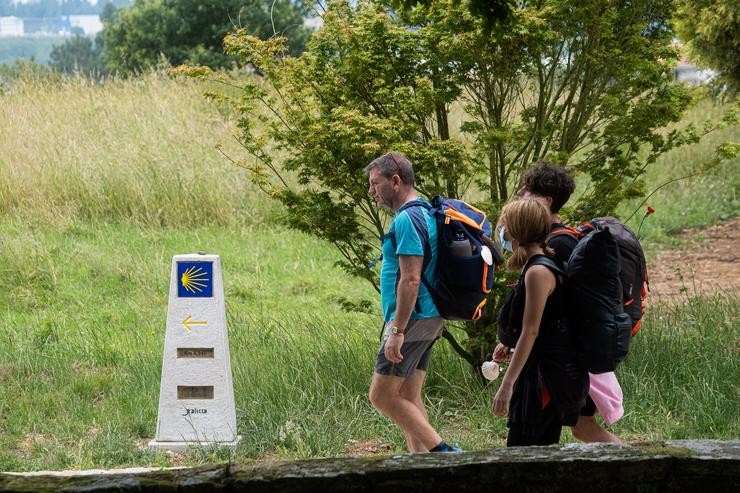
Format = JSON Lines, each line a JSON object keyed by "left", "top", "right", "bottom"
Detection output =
{"left": 363, "top": 152, "right": 415, "bottom": 187}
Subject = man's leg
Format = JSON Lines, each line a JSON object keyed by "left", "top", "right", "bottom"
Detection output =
{"left": 369, "top": 372, "right": 442, "bottom": 453}
{"left": 398, "top": 369, "right": 430, "bottom": 451}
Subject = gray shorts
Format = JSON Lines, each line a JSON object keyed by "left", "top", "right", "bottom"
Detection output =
{"left": 374, "top": 318, "right": 445, "bottom": 378}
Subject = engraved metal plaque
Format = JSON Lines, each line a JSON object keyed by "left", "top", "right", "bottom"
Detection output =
{"left": 177, "top": 385, "right": 214, "bottom": 399}
{"left": 177, "top": 348, "right": 215, "bottom": 358}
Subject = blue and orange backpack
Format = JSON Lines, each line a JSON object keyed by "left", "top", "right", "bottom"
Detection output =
{"left": 383, "top": 196, "right": 503, "bottom": 321}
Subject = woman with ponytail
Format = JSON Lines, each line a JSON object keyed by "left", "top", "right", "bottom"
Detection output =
{"left": 491, "top": 199, "right": 588, "bottom": 446}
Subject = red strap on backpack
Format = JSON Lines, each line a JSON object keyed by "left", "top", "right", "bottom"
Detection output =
{"left": 547, "top": 225, "right": 583, "bottom": 241}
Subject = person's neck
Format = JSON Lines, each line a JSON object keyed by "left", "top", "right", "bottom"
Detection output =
{"left": 550, "top": 212, "right": 561, "bottom": 224}
{"left": 392, "top": 190, "right": 419, "bottom": 213}
{"left": 524, "top": 245, "right": 545, "bottom": 261}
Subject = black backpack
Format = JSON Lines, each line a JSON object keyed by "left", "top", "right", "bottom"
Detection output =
{"left": 562, "top": 227, "right": 633, "bottom": 373}
{"left": 549, "top": 217, "right": 648, "bottom": 336}
{"left": 496, "top": 256, "right": 563, "bottom": 348}
{"left": 497, "top": 228, "right": 634, "bottom": 373}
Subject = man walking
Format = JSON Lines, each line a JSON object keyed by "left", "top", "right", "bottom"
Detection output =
{"left": 365, "top": 152, "right": 459, "bottom": 453}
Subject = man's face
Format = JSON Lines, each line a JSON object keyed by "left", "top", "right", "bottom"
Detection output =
{"left": 368, "top": 168, "right": 398, "bottom": 211}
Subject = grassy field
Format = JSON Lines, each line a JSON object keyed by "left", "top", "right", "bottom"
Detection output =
{"left": 616, "top": 97, "right": 740, "bottom": 250}
{"left": 0, "top": 72, "right": 266, "bottom": 227}
{"left": 0, "top": 74, "right": 738, "bottom": 471}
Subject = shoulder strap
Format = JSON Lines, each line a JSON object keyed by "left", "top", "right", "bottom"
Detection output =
{"left": 525, "top": 255, "right": 565, "bottom": 278}
{"left": 385, "top": 199, "right": 431, "bottom": 248}
{"left": 398, "top": 198, "right": 431, "bottom": 214}
{"left": 389, "top": 201, "right": 434, "bottom": 316}
{"left": 370, "top": 199, "right": 432, "bottom": 269}
{"left": 547, "top": 225, "right": 582, "bottom": 241}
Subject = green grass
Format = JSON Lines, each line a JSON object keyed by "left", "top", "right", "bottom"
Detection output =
{"left": 615, "top": 97, "right": 739, "bottom": 250}
{"left": 0, "top": 220, "right": 379, "bottom": 470}
{"left": 0, "top": 219, "right": 737, "bottom": 471}
{"left": 0, "top": 74, "right": 738, "bottom": 471}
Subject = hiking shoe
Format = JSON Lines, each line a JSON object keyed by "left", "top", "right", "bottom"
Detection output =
{"left": 444, "top": 444, "right": 463, "bottom": 453}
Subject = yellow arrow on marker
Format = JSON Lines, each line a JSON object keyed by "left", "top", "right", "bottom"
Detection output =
{"left": 182, "top": 315, "right": 208, "bottom": 332}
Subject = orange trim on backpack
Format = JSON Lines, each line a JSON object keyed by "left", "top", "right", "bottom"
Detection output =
{"left": 471, "top": 299, "right": 487, "bottom": 321}
{"left": 444, "top": 209, "right": 484, "bottom": 231}
{"left": 464, "top": 203, "right": 488, "bottom": 228}
{"left": 631, "top": 319, "right": 641, "bottom": 337}
{"left": 624, "top": 299, "right": 634, "bottom": 306}
{"left": 549, "top": 226, "right": 581, "bottom": 237}
{"left": 482, "top": 263, "right": 491, "bottom": 293}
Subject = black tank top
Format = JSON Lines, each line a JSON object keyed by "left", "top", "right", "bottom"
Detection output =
{"left": 497, "top": 254, "right": 566, "bottom": 348}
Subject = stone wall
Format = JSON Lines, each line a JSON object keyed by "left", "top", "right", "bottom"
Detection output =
{"left": 1, "top": 440, "right": 738, "bottom": 492}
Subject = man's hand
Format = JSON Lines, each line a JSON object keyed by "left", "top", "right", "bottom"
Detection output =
{"left": 384, "top": 333, "right": 404, "bottom": 363}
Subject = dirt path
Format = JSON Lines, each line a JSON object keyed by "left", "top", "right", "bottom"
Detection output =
{"left": 647, "top": 217, "right": 740, "bottom": 302}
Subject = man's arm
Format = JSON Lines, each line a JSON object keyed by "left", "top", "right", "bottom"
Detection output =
{"left": 394, "top": 254, "right": 423, "bottom": 332}
{"left": 383, "top": 254, "right": 423, "bottom": 364}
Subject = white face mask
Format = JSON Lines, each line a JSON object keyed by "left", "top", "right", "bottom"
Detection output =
{"left": 498, "top": 225, "right": 513, "bottom": 253}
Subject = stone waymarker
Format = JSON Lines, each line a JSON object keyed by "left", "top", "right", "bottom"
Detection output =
{"left": 148, "top": 253, "right": 239, "bottom": 451}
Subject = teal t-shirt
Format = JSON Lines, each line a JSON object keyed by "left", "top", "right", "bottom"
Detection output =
{"left": 380, "top": 199, "right": 440, "bottom": 322}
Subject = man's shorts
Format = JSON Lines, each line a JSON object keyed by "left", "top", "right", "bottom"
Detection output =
{"left": 374, "top": 317, "right": 444, "bottom": 378}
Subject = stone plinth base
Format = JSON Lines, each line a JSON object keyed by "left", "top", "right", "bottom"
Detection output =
{"left": 147, "top": 435, "right": 241, "bottom": 452}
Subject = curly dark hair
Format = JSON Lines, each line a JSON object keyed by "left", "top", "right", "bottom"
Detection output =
{"left": 518, "top": 162, "right": 575, "bottom": 213}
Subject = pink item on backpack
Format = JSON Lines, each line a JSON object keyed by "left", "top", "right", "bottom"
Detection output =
{"left": 588, "top": 371, "right": 624, "bottom": 425}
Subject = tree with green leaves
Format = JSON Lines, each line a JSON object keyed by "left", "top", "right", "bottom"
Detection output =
{"left": 49, "top": 34, "right": 106, "bottom": 76}
{"left": 104, "top": 0, "right": 311, "bottom": 74}
{"left": 676, "top": 0, "right": 739, "bottom": 93}
{"left": 179, "top": 0, "right": 733, "bottom": 366}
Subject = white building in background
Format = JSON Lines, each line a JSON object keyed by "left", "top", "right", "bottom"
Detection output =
{"left": 67, "top": 15, "right": 103, "bottom": 35}
{"left": 0, "top": 16, "right": 24, "bottom": 36}
{"left": 0, "top": 14, "right": 102, "bottom": 37}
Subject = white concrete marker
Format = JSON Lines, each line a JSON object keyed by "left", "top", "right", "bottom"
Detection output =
{"left": 149, "top": 253, "right": 240, "bottom": 451}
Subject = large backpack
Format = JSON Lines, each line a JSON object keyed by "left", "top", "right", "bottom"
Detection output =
{"left": 497, "top": 226, "right": 636, "bottom": 373}
{"left": 561, "top": 227, "right": 633, "bottom": 373}
{"left": 385, "top": 196, "right": 502, "bottom": 321}
{"left": 549, "top": 217, "right": 648, "bottom": 336}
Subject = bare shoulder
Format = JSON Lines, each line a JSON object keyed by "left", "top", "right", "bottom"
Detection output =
{"left": 524, "top": 264, "right": 556, "bottom": 289}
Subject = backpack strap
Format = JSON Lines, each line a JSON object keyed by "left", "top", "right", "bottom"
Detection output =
{"left": 547, "top": 225, "right": 582, "bottom": 242}
{"left": 368, "top": 199, "right": 431, "bottom": 268}
{"left": 525, "top": 255, "right": 565, "bottom": 283}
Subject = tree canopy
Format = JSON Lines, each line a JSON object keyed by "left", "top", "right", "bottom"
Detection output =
{"left": 180, "top": 0, "right": 735, "bottom": 364}
{"left": 49, "top": 34, "right": 106, "bottom": 76}
{"left": 104, "top": 0, "right": 311, "bottom": 73}
{"left": 676, "top": 0, "right": 740, "bottom": 93}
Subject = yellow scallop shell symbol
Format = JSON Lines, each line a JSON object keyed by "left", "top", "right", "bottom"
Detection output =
{"left": 181, "top": 266, "right": 210, "bottom": 294}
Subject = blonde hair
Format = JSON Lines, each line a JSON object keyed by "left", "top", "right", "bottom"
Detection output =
{"left": 499, "top": 198, "right": 554, "bottom": 271}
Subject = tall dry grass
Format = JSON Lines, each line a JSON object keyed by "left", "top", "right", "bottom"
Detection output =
{"left": 0, "top": 72, "right": 266, "bottom": 227}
